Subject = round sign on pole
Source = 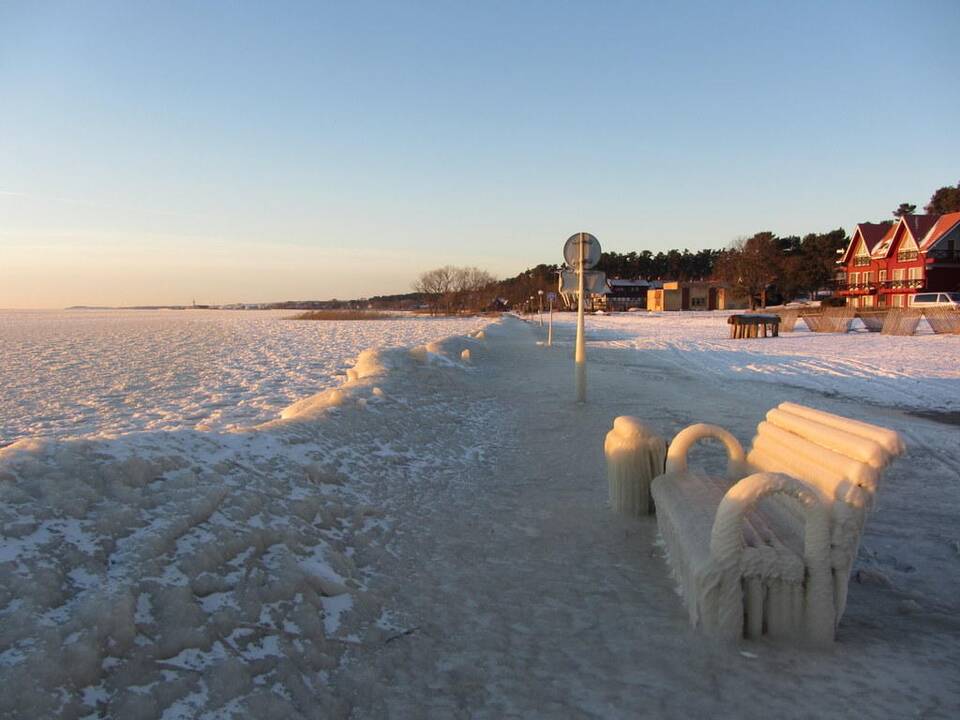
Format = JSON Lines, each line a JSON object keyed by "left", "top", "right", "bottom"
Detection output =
{"left": 563, "top": 232, "right": 602, "bottom": 270}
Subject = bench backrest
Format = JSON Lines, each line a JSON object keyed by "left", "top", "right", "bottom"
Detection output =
{"left": 745, "top": 401, "right": 904, "bottom": 559}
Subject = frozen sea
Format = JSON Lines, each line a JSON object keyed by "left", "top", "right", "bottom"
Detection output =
{"left": 2, "top": 310, "right": 958, "bottom": 718}
{"left": 0, "top": 309, "right": 488, "bottom": 445}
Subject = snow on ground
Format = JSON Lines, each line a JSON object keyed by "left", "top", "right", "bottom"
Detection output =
{"left": 0, "top": 319, "right": 499, "bottom": 718}
{"left": 2, "top": 310, "right": 959, "bottom": 718}
{"left": 0, "top": 310, "right": 488, "bottom": 445}
{"left": 548, "top": 310, "right": 960, "bottom": 411}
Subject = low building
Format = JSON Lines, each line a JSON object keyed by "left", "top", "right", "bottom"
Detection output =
{"left": 596, "top": 278, "right": 653, "bottom": 311}
{"left": 647, "top": 281, "right": 746, "bottom": 311}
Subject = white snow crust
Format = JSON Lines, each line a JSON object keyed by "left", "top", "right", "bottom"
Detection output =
{"left": 551, "top": 310, "right": 960, "bottom": 411}
{"left": 0, "top": 309, "right": 487, "bottom": 445}
{"left": 2, "top": 309, "right": 959, "bottom": 718}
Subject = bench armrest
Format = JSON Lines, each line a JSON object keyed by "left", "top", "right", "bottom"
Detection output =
{"left": 709, "top": 471, "right": 835, "bottom": 645}
{"left": 665, "top": 423, "right": 746, "bottom": 481}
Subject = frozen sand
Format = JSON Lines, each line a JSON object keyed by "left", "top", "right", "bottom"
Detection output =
{"left": 2, "top": 312, "right": 959, "bottom": 718}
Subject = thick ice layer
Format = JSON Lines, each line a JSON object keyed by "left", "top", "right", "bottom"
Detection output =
{"left": 652, "top": 404, "right": 903, "bottom": 645}
{"left": 0, "top": 317, "right": 502, "bottom": 717}
{"left": 604, "top": 416, "right": 666, "bottom": 516}
{"left": 0, "top": 309, "right": 489, "bottom": 445}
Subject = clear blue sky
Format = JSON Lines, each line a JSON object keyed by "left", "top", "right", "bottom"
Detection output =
{"left": 1, "top": 0, "right": 957, "bottom": 307}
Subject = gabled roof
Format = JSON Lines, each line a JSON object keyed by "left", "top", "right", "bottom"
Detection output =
{"left": 607, "top": 278, "right": 650, "bottom": 288}
{"left": 841, "top": 221, "right": 892, "bottom": 263}
{"left": 871, "top": 215, "right": 939, "bottom": 258}
{"left": 919, "top": 211, "right": 960, "bottom": 251}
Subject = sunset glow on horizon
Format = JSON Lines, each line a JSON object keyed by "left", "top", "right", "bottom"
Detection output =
{"left": 2, "top": 1, "right": 957, "bottom": 308}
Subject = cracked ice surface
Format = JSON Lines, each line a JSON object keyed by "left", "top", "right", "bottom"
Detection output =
{"left": 0, "top": 309, "right": 488, "bottom": 445}
{"left": 0, "top": 311, "right": 499, "bottom": 717}
{"left": 2, "top": 311, "right": 959, "bottom": 718}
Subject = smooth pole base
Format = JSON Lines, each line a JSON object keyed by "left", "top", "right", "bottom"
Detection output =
{"left": 575, "top": 360, "right": 586, "bottom": 403}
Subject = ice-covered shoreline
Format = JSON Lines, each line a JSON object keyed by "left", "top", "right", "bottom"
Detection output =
{"left": 3, "top": 311, "right": 959, "bottom": 718}
{"left": 0, "top": 309, "right": 489, "bottom": 446}
{"left": 0, "top": 317, "right": 500, "bottom": 718}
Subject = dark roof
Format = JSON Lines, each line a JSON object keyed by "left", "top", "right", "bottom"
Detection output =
{"left": 841, "top": 221, "right": 892, "bottom": 263}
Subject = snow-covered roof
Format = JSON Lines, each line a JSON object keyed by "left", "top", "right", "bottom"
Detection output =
{"left": 919, "top": 211, "right": 960, "bottom": 251}
{"left": 606, "top": 278, "right": 651, "bottom": 288}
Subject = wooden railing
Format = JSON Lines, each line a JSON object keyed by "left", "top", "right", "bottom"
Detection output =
{"left": 834, "top": 279, "right": 924, "bottom": 292}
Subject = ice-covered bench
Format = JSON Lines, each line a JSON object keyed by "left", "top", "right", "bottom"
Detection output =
{"left": 649, "top": 402, "right": 904, "bottom": 645}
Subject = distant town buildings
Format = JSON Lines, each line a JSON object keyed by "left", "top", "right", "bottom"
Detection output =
{"left": 587, "top": 278, "right": 746, "bottom": 312}
{"left": 646, "top": 281, "right": 747, "bottom": 312}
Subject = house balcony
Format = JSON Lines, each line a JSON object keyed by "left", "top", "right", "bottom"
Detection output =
{"left": 881, "top": 278, "right": 924, "bottom": 290}
{"left": 834, "top": 281, "right": 875, "bottom": 295}
{"left": 834, "top": 279, "right": 924, "bottom": 294}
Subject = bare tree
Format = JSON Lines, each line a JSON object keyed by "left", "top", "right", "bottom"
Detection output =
{"left": 714, "top": 233, "right": 781, "bottom": 310}
{"left": 453, "top": 266, "right": 497, "bottom": 312}
{"left": 414, "top": 265, "right": 497, "bottom": 314}
{"left": 413, "top": 266, "right": 456, "bottom": 314}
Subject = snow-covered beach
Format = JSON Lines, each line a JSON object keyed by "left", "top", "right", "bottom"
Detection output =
{"left": 0, "top": 310, "right": 489, "bottom": 444}
{"left": 2, "top": 310, "right": 959, "bottom": 718}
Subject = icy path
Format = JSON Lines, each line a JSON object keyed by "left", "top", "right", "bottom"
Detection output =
{"left": 333, "top": 318, "right": 960, "bottom": 719}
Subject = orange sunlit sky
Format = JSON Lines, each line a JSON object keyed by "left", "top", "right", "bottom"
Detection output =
{"left": 2, "top": 1, "right": 958, "bottom": 308}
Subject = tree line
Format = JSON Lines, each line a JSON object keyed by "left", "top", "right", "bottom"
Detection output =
{"left": 412, "top": 265, "right": 498, "bottom": 314}
{"left": 411, "top": 181, "right": 960, "bottom": 313}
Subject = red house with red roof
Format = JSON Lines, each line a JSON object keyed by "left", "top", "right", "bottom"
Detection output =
{"left": 837, "top": 212, "right": 960, "bottom": 307}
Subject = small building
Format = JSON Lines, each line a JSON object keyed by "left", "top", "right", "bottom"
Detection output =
{"left": 647, "top": 281, "right": 746, "bottom": 311}
{"left": 837, "top": 213, "right": 960, "bottom": 308}
{"left": 596, "top": 278, "right": 653, "bottom": 311}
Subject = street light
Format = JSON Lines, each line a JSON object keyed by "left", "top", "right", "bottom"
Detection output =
{"left": 537, "top": 289, "right": 544, "bottom": 326}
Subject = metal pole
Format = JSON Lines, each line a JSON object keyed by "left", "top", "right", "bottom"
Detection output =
{"left": 575, "top": 232, "right": 586, "bottom": 403}
{"left": 547, "top": 296, "right": 553, "bottom": 346}
{"left": 538, "top": 291, "right": 543, "bottom": 326}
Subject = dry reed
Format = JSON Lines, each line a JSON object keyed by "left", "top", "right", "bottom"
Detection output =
{"left": 922, "top": 307, "right": 960, "bottom": 334}
{"left": 772, "top": 307, "right": 800, "bottom": 332}
{"left": 292, "top": 310, "right": 395, "bottom": 321}
{"left": 856, "top": 309, "right": 888, "bottom": 333}
{"left": 802, "top": 306, "right": 855, "bottom": 333}
{"left": 881, "top": 309, "right": 922, "bottom": 336}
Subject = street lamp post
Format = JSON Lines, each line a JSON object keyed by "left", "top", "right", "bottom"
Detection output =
{"left": 538, "top": 289, "right": 544, "bottom": 327}
{"left": 547, "top": 293, "right": 553, "bottom": 346}
{"left": 561, "top": 231, "right": 602, "bottom": 403}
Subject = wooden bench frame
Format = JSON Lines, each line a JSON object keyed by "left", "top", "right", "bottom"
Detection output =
{"left": 650, "top": 402, "right": 904, "bottom": 645}
{"left": 727, "top": 313, "right": 780, "bottom": 339}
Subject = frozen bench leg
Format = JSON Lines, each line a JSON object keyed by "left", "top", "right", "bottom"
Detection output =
{"left": 605, "top": 416, "right": 666, "bottom": 516}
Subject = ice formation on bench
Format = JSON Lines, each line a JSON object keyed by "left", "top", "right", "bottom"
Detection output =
{"left": 650, "top": 402, "right": 904, "bottom": 645}
{"left": 604, "top": 416, "right": 666, "bottom": 516}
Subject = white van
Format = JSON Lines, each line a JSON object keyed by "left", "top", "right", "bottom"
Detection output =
{"left": 909, "top": 292, "right": 960, "bottom": 309}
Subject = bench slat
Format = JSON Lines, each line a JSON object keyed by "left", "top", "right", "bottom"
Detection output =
{"left": 777, "top": 402, "right": 906, "bottom": 457}
{"left": 766, "top": 408, "right": 889, "bottom": 469}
